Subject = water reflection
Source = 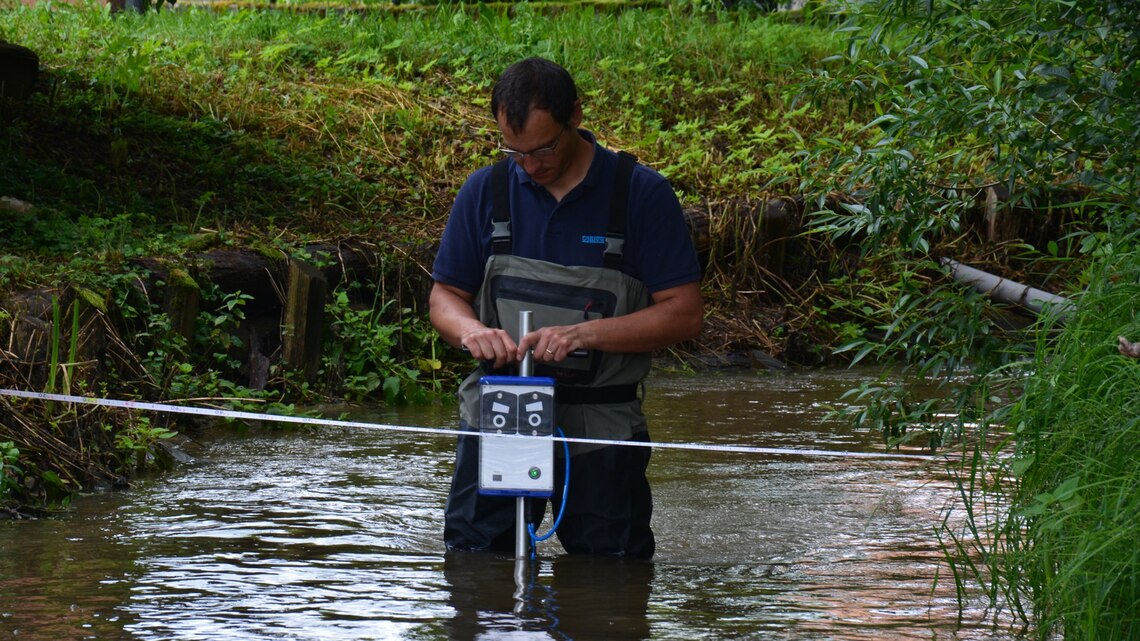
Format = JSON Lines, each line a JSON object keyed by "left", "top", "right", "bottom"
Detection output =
{"left": 442, "top": 554, "right": 653, "bottom": 640}
{"left": 0, "top": 491, "right": 142, "bottom": 638}
{"left": 0, "top": 369, "right": 1020, "bottom": 640}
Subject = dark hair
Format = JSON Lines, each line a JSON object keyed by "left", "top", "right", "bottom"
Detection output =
{"left": 490, "top": 57, "right": 579, "bottom": 132}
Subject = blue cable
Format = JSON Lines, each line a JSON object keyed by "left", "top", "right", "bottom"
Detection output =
{"left": 527, "top": 427, "right": 571, "bottom": 558}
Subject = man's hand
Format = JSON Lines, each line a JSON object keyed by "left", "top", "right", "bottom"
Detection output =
{"left": 430, "top": 281, "right": 522, "bottom": 370}
{"left": 462, "top": 326, "right": 520, "bottom": 370}
{"left": 518, "top": 324, "right": 586, "bottom": 363}
{"left": 517, "top": 281, "right": 703, "bottom": 361}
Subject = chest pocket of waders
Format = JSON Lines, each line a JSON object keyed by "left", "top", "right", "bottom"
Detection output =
{"left": 482, "top": 150, "right": 644, "bottom": 386}
{"left": 486, "top": 271, "right": 618, "bottom": 385}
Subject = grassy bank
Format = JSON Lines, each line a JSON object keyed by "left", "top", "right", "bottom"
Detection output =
{"left": 795, "top": 1, "right": 1137, "bottom": 636}
{"left": 1, "top": 3, "right": 845, "bottom": 236}
{"left": 1012, "top": 251, "right": 1139, "bottom": 640}
{"left": 1, "top": 2, "right": 850, "bottom": 347}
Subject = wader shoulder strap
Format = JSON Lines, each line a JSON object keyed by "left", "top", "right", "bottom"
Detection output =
{"left": 490, "top": 151, "right": 638, "bottom": 269}
{"left": 603, "top": 150, "right": 637, "bottom": 270}
{"left": 490, "top": 158, "right": 512, "bottom": 255}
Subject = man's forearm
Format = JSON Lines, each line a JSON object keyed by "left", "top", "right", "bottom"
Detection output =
{"left": 576, "top": 289, "right": 702, "bottom": 352}
{"left": 428, "top": 283, "right": 481, "bottom": 348}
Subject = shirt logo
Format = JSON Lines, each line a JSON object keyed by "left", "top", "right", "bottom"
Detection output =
{"left": 581, "top": 235, "right": 606, "bottom": 245}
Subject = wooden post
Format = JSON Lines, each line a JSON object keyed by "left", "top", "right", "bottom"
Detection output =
{"left": 984, "top": 185, "right": 1020, "bottom": 244}
{"left": 165, "top": 271, "right": 200, "bottom": 344}
{"left": 282, "top": 258, "right": 327, "bottom": 383}
{"left": 758, "top": 198, "right": 797, "bottom": 278}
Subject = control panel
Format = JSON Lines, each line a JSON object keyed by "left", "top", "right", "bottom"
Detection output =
{"left": 478, "top": 375, "right": 555, "bottom": 497}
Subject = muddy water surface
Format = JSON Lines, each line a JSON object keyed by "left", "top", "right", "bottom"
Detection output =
{"left": 0, "top": 369, "right": 1018, "bottom": 640}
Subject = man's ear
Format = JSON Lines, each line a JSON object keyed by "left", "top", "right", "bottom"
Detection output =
{"left": 570, "top": 99, "right": 584, "bottom": 128}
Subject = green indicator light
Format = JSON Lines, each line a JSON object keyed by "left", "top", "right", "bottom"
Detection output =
{"left": 528, "top": 467, "right": 541, "bottom": 480}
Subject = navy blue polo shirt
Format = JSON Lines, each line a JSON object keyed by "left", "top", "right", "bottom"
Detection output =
{"left": 432, "top": 130, "right": 700, "bottom": 296}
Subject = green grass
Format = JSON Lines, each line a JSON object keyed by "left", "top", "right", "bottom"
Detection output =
{"left": 1, "top": 3, "right": 850, "bottom": 308}
{"left": 949, "top": 246, "right": 1140, "bottom": 641}
{"left": 0, "top": 1, "right": 864, "bottom": 368}
{"left": 1, "top": 3, "right": 845, "bottom": 231}
{"left": 1010, "top": 250, "right": 1139, "bottom": 641}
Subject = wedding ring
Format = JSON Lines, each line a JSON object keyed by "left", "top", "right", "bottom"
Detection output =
{"left": 545, "top": 348, "right": 554, "bottom": 354}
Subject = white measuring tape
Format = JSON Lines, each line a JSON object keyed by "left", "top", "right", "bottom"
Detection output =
{"left": 0, "top": 388, "right": 937, "bottom": 461}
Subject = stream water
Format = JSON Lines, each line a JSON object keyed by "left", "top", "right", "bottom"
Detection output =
{"left": 0, "top": 368, "right": 1019, "bottom": 640}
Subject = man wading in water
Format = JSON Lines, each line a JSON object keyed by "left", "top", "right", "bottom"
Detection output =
{"left": 429, "top": 57, "right": 702, "bottom": 558}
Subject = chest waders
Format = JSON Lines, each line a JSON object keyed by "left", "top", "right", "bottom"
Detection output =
{"left": 444, "top": 152, "right": 657, "bottom": 559}
{"left": 456, "top": 152, "right": 652, "bottom": 457}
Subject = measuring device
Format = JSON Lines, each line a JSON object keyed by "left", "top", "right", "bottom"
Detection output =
{"left": 472, "top": 310, "right": 558, "bottom": 559}
{"left": 477, "top": 374, "right": 555, "bottom": 497}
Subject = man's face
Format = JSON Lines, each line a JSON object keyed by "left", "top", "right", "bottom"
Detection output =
{"left": 495, "top": 108, "right": 574, "bottom": 188}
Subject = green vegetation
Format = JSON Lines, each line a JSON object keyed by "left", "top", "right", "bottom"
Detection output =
{"left": 324, "top": 283, "right": 442, "bottom": 403}
{"left": 792, "top": 0, "right": 1137, "bottom": 638}
{"left": 0, "top": 442, "right": 21, "bottom": 503}
{"left": 985, "top": 252, "right": 1137, "bottom": 641}
{"left": 797, "top": 0, "right": 1137, "bottom": 447}
{"left": 938, "top": 250, "right": 1138, "bottom": 641}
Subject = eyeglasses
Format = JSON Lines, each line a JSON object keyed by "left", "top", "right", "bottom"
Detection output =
{"left": 497, "top": 127, "right": 568, "bottom": 161}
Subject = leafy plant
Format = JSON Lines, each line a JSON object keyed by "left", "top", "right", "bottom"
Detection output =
{"left": 323, "top": 284, "right": 441, "bottom": 403}
{"left": 790, "top": 0, "right": 1138, "bottom": 436}
{"left": 110, "top": 415, "right": 179, "bottom": 474}
{"left": 944, "top": 246, "right": 1140, "bottom": 640}
{"left": 0, "top": 441, "right": 22, "bottom": 504}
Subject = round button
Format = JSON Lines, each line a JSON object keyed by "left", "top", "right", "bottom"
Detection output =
{"left": 528, "top": 467, "right": 542, "bottom": 480}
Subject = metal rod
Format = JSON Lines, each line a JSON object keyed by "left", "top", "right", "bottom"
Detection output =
{"left": 515, "top": 310, "right": 533, "bottom": 560}
{"left": 515, "top": 498, "right": 527, "bottom": 560}
{"left": 518, "top": 310, "right": 534, "bottom": 377}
